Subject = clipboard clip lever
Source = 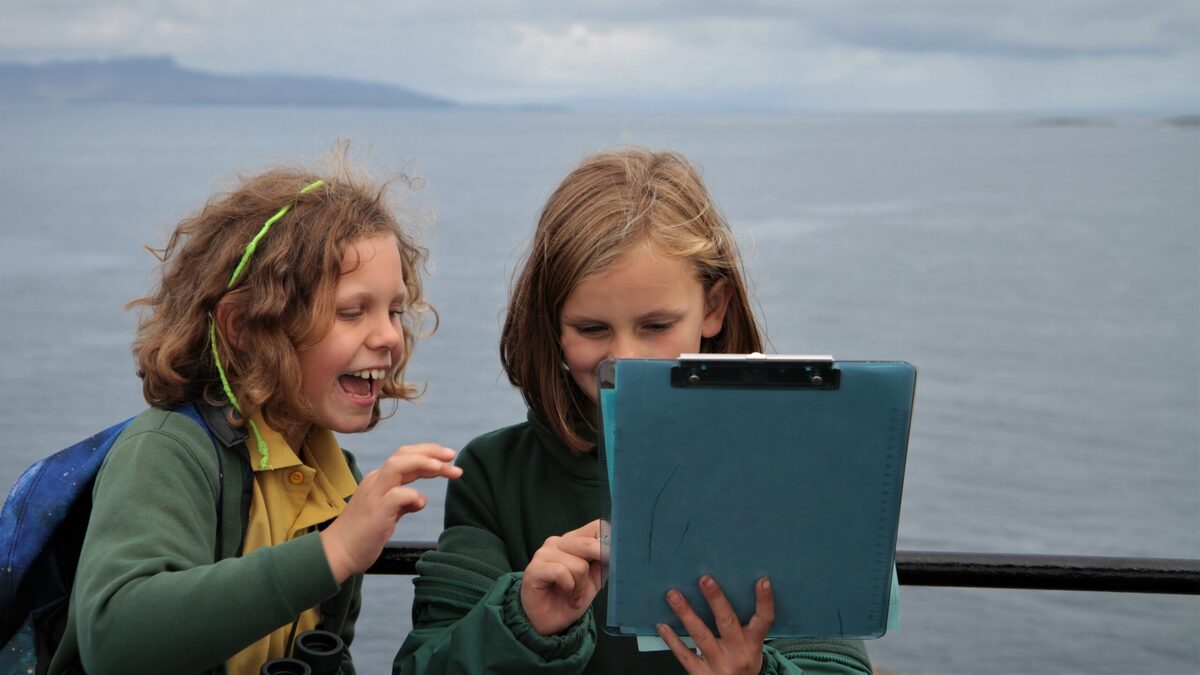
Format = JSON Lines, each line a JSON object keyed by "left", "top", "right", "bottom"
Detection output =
{"left": 672, "top": 354, "right": 840, "bottom": 389}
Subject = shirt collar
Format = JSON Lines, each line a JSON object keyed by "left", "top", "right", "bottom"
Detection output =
{"left": 246, "top": 411, "right": 357, "bottom": 498}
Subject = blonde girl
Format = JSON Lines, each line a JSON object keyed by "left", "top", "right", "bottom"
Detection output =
{"left": 394, "top": 148, "right": 872, "bottom": 674}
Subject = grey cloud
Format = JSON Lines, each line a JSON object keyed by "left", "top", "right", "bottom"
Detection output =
{"left": 818, "top": 21, "right": 1179, "bottom": 60}
{"left": 0, "top": 0, "right": 1196, "bottom": 111}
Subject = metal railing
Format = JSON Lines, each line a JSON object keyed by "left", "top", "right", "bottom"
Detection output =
{"left": 368, "top": 542, "right": 1200, "bottom": 595}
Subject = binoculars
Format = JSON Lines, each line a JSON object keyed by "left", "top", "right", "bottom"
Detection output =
{"left": 260, "top": 629, "right": 345, "bottom": 675}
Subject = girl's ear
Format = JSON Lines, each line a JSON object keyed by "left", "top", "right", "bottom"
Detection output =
{"left": 701, "top": 278, "right": 733, "bottom": 339}
{"left": 214, "top": 301, "right": 243, "bottom": 352}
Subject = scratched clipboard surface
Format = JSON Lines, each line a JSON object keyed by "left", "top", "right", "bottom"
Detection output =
{"left": 597, "top": 358, "right": 915, "bottom": 639}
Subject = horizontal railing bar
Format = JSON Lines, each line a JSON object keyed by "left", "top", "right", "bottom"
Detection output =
{"left": 368, "top": 542, "right": 1200, "bottom": 596}
{"left": 370, "top": 541, "right": 430, "bottom": 575}
{"left": 895, "top": 550, "right": 1200, "bottom": 595}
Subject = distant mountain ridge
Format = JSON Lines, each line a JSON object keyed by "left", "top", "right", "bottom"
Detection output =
{"left": 0, "top": 56, "right": 457, "bottom": 108}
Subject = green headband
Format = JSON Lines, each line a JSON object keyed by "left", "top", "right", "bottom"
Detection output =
{"left": 210, "top": 179, "right": 325, "bottom": 468}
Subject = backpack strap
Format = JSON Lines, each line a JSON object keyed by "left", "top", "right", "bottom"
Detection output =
{"left": 222, "top": 444, "right": 253, "bottom": 560}
{"left": 177, "top": 404, "right": 252, "bottom": 561}
{"left": 174, "top": 405, "right": 224, "bottom": 561}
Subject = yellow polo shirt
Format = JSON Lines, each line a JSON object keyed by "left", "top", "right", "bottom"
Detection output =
{"left": 226, "top": 412, "right": 358, "bottom": 675}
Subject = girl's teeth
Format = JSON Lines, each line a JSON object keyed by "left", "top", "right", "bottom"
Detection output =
{"left": 350, "top": 369, "right": 386, "bottom": 380}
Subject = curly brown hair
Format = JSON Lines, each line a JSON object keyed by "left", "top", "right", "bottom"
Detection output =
{"left": 129, "top": 154, "right": 434, "bottom": 441}
{"left": 500, "top": 147, "right": 763, "bottom": 453}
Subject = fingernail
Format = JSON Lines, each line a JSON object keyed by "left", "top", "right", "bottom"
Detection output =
{"left": 656, "top": 623, "right": 668, "bottom": 636}
{"left": 667, "top": 590, "right": 682, "bottom": 606}
{"left": 761, "top": 577, "right": 771, "bottom": 591}
{"left": 701, "top": 575, "right": 716, "bottom": 589}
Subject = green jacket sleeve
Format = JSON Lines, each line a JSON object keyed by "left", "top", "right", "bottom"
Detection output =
{"left": 393, "top": 437, "right": 597, "bottom": 674}
{"left": 67, "top": 411, "right": 349, "bottom": 675}
{"left": 761, "top": 639, "right": 873, "bottom": 674}
{"left": 393, "top": 527, "right": 596, "bottom": 673}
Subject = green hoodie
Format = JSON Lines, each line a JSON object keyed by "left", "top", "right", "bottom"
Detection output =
{"left": 394, "top": 414, "right": 872, "bottom": 674}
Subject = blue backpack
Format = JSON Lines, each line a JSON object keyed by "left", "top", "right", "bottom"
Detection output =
{"left": 0, "top": 405, "right": 234, "bottom": 674}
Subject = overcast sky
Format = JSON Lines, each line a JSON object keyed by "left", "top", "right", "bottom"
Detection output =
{"left": 3, "top": 0, "right": 1197, "bottom": 112}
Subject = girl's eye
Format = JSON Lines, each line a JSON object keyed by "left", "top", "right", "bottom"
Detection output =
{"left": 337, "top": 309, "right": 363, "bottom": 320}
{"left": 644, "top": 322, "right": 673, "bottom": 333}
{"left": 577, "top": 325, "right": 607, "bottom": 336}
{"left": 389, "top": 308, "right": 405, "bottom": 321}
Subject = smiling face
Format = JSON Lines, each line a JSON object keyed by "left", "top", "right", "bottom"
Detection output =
{"left": 296, "top": 233, "right": 407, "bottom": 441}
{"left": 559, "top": 243, "right": 731, "bottom": 404}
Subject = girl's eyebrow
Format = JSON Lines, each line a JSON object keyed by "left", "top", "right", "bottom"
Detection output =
{"left": 336, "top": 289, "right": 409, "bottom": 305}
{"left": 561, "top": 308, "right": 685, "bottom": 324}
{"left": 634, "top": 310, "right": 685, "bottom": 324}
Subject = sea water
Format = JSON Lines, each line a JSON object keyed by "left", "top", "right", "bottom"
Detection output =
{"left": 0, "top": 104, "right": 1196, "bottom": 674}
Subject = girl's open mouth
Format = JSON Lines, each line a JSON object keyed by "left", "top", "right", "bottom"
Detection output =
{"left": 338, "top": 369, "right": 386, "bottom": 403}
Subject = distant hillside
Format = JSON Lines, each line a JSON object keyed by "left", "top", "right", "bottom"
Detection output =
{"left": 0, "top": 56, "right": 458, "bottom": 108}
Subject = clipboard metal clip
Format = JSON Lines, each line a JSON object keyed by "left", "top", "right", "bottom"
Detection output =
{"left": 673, "top": 354, "right": 840, "bottom": 389}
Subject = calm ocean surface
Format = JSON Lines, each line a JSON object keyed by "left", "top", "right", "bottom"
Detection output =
{"left": 0, "top": 104, "right": 1196, "bottom": 674}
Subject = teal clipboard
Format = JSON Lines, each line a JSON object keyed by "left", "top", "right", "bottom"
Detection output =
{"left": 597, "top": 355, "right": 915, "bottom": 640}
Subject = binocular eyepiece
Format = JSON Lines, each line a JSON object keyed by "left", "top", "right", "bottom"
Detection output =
{"left": 260, "top": 629, "right": 345, "bottom": 675}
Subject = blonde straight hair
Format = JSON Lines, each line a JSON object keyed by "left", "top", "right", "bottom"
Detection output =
{"left": 500, "top": 147, "right": 763, "bottom": 453}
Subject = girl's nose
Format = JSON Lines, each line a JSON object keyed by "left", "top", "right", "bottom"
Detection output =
{"left": 368, "top": 313, "right": 403, "bottom": 351}
{"left": 608, "top": 333, "right": 639, "bottom": 360}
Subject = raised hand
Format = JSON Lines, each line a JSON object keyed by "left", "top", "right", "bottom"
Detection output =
{"left": 658, "top": 576, "right": 775, "bottom": 675}
{"left": 321, "top": 443, "right": 461, "bottom": 583}
{"left": 521, "top": 519, "right": 604, "bottom": 636}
